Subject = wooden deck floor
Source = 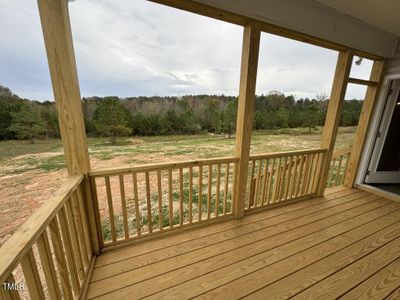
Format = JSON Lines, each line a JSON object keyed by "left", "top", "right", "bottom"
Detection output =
{"left": 87, "top": 187, "right": 400, "bottom": 299}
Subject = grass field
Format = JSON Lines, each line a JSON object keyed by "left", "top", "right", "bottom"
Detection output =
{"left": 0, "top": 127, "right": 356, "bottom": 245}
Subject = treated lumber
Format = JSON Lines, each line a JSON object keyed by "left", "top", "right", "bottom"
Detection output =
{"left": 37, "top": 0, "right": 99, "bottom": 254}
{"left": 20, "top": 249, "right": 45, "bottom": 300}
{"left": 89, "top": 193, "right": 382, "bottom": 288}
{"left": 110, "top": 199, "right": 397, "bottom": 299}
{"left": 318, "top": 51, "right": 353, "bottom": 195}
{"left": 292, "top": 235, "right": 400, "bottom": 299}
{"left": 344, "top": 60, "right": 386, "bottom": 187}
{"left": 89, "top": 157, "right": 238, "bottom": 177}
{"left": 234, "top": 23, "right": 261, "bottom": 218}
{"left": 95, "top": 188, "right": 359, "bottom": 263}
{"left": 340, "top": 257, "right": 400, "bottom": 299}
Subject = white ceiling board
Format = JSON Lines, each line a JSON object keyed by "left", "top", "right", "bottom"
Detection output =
{"left": 313, "top": 0, "right": 400, "bottom": 36}
{"left": 192, "top": 0, "right": 398, "bottom": 58}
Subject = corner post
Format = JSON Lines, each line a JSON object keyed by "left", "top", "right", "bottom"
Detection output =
{"left": 344, "top": 60, "right": 386, "bottom": 187}
{"left": 37, "top": 0, "right": 100, "bottom": 254}
{"left": 233, "top": 23, "right": 260, "bottom": 218}
{"left": 317, "top": 51, "right": 353, "bottom": 196}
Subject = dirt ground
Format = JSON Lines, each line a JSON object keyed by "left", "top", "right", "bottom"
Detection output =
{"left": 0, "top": 128, "right": 356, "bottom": 246}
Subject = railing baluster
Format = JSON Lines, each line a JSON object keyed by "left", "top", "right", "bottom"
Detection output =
{"left": 283, "top": 156, "right": 293, "bottom": 201}
{"left": 198, "top": 166, "right": 203, "bottom": 222}
{"left": 207, "top": 165, "right": 212, "bottom": 219}
{"left": 342, "top": 153, "right": 350, "bottom": 185}
{"left": 266, "top": 158, "right": 275, "bottom": 205}
{"left": 254, "top": 159, "right": 263, "bottom": 207}
{"left": 223, "top": 163, "right": 229, "bottom": 215}
{"left": 105, "top": 176, "right": 116, "bottom": 242}
{"left": 58, "top": 207, "right": 80, "bottom": 295}
{"left": 71, "top": 190, "right": 90, "bottom": 268}
{"left": 168, "top": 169, "right": 173, "bottom": 228}
{"left": 271, "top": 157, "right": 282, "bottom": 203}
{"left": 295, "top": 155, "right": 305, "bottom": 197}
{"left": 132, "top": 173, "right": 141, "bottom": 236}
{"left": 248, "top": 160, "right": 256, "bottom": 208}
{"left": 20, "top": 249, "right": 45, "bottom": 300}
{"left": 89, "top": 178, "right": 103, "bottom": 249}
{"left": 335, "top": 155, "right": 344, "bottom": 185}
{"left": 307, "top": 153, "right": 315, "bottom": 195}
{"left": 49, "top": 219, "right": 73, "bottom": 300}
{"left": 301, "top": 154, "right": 310, "bottom": 196}
{"left": 278, "top": 156, "right": 288, "bottom": 201}
{"left": 119, "top": 175, "right": 129, "bottom": 240}
{"left": 261, "top": 159, "right": 269, "bottom": 205}
{"left": 289, "top": 155, "right": 298, "bottom": 199}
{"left": 215, "top": 164, "right": 221, "bottom": 217}
{"left": 37, "top": 232, "right": 61, "bottom": 300}
{"left": 157, "top": 171, "right": 163, "bottom": 231}
{"left": 64, "top": 201, "right": 84, "bottom": 280}
{"left": 179, "top": 168, "right": 184, "bottom": 226}
{"left": 145, "top": 172, "right": 153, "bottom": 233}
{"left": 189, "top": 166, "right": 193, "bottom": 223}
{"left": 316, "top": 152, "right": 323, "bottom": 192}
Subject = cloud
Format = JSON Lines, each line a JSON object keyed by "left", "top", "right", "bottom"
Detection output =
{"left": 0, "top": 0, "right": 370, "bottom": 100}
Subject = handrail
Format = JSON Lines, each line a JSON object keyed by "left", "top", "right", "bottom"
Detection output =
{"left": 249, "top": 148, "right": 328, "bottom": 161}
{"left": 0, "top": 175, "right": 83, "bottom": 283}
{"left": 332, "top": 146, "right": 352, "bottom": 158}
{"left": 89, "top": 156, "right": 240, "bottom": 177}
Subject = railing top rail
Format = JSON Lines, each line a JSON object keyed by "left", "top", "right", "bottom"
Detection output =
{"left": 332, "top": 146, "right": 353, "bottom": 158}
{"left": 249, "top": 148, "right": 327, "bottom": 161}
{"left": 0, "top": 175, "right": 83, "bottom": 282}
{"left": 89, "top": 156, "right": 240, "bottom": 177}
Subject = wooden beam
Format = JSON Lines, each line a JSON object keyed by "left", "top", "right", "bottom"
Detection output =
{"left": 233, "top": 23, "right": 260, "bottom": 218}
{"left": 344, "top": 60, "right": 386, "bottom": 188}
{"left": 347, "top": 77, "right": 378, "bottom": 86}
{"left": 37, "top": 0, "right": 100, "bottom": 254}
{"left": 317, "top": 51, "right": 353, "bottom": 195}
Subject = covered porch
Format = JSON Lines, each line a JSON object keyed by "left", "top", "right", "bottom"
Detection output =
{"left": 1, "top": 0, "right": 399, "bottom": 299}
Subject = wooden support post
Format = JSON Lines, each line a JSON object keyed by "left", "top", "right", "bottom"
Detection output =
{"left": 233, "top": 23, "right": 260, "bottom": 218}
{"left": 317, "top": 51, "right": 353, "bottom": 196}
{"left": 344, "top": 60, "right": 386, "bottom": 188}
{"left": 37, "top": 0, "right": 100, "bottom": 254}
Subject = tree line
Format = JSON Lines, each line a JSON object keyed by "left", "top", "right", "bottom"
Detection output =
{"left": 0, "top": 85, "right": 363, "bottom": 143}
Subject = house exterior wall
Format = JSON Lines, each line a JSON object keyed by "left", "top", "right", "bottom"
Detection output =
{"left": 387, "top": 41, "right": 400, "bottom": 75}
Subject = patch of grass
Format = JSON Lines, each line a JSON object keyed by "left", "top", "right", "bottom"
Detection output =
{"left": 38, "top": 155, "right": 65, "bottom": 171}
{"left": 0, "top": 139, "right": 62, "bottom": 160}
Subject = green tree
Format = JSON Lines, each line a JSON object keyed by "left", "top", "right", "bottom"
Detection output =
{"left": 221, "top": 100, "right": 237, "bottom": 138}
{"left": 93, "top": 97, "right": 131, "bottom": 144}
{"left": 8, "top": 103, "right": 46, "bottom": 143}
{"left": 301, "top": 103, "right": 320, "bottom": 133}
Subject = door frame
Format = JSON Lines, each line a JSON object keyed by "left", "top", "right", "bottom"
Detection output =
{"left": 356, "top": 73, "right": 400, "bottom": 185}
{"left": 365, "top": 79, "right": 400, "bottom": 183}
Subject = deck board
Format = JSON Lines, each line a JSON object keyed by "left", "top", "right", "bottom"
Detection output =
{"left": 88, "top": 188, "right": 400, "bottom": 299}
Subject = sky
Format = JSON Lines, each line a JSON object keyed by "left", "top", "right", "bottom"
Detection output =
{"left": 0, "top": 0, "right": 372, "bottom": 101}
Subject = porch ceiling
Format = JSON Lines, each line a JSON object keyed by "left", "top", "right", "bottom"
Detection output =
{"left": 191, "top": 0, "right": 398, "bottom": 58}
{"left": 313, "top": 0, "right": 400, "bottom": 37}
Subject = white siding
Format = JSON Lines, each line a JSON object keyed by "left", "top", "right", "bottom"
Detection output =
{"left": 387, "top": 41, "right": 400, "bottom": 75}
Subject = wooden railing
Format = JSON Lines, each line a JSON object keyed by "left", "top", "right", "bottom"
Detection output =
{"left": 245, "top": 148, "right": 327, "bottom": 212}
{"left": 326, "top": 147, "right": 352, "bottom": 188}
{"left": 0, "top": 175, "right": 94, "bottom": 300}
{"left": 89, "top": 157, "right": 239, "bottom": 249}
